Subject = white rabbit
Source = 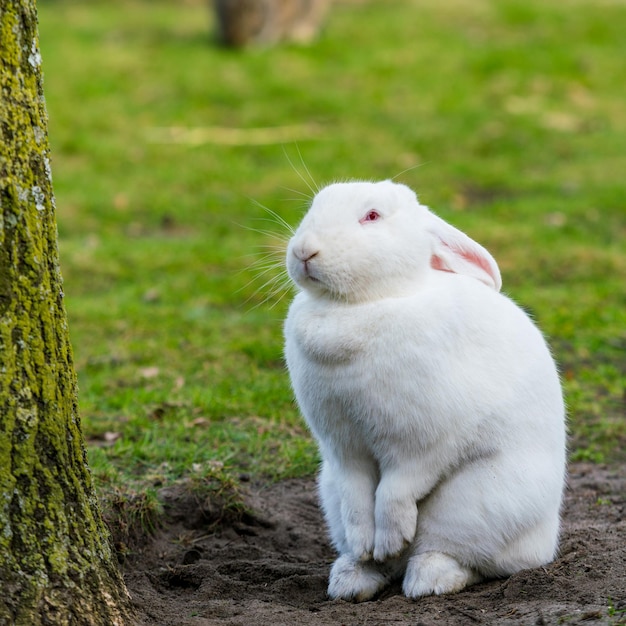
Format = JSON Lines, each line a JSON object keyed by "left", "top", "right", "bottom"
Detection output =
{"left": 283, "top": 180, "right": 566, "bottom": 601}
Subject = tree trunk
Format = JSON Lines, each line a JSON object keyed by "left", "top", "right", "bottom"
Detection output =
{"left": 0, "top": 2, "right": 135, "bottom": 624}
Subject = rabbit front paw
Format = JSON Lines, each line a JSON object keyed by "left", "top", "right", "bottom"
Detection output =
{"left": 344, "top": 519, "right": 375, "bottom": 561}
{"left": 373, "top": 497, "right": 418, "bottom": 562}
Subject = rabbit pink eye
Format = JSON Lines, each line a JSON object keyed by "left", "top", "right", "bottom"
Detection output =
{"left": 360, "top": 210, "right": 380, "bottom": 224}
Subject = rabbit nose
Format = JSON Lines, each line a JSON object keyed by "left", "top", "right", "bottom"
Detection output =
{"left": 292, "top": 246, "right": 320, "bottom": 280}
{"left": 294, "top": 247, "right": 319, "bottom": 262}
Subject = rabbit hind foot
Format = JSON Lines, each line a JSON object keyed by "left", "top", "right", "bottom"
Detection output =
{"left": 328, "top": 553, "right": 392, "bottom": 602}
{"left": 403, "top": 551, "right": 482, "bottom": 598}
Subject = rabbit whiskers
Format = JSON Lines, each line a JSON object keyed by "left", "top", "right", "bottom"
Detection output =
{"left": 237, "top": 203, "right": 295, "bottom": 311}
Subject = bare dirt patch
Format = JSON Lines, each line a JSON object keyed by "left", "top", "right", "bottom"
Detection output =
{"left": 126, "top": 463, "right": 626, "bottom": 625}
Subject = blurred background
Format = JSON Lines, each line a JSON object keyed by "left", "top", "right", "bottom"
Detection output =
{"left": 37, "top": 0, "right": 626, "bottom": 497}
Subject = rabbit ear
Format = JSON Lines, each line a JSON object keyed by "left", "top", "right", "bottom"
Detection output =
{"left": 426, "top": 211, "right": 502, "bottom": 291}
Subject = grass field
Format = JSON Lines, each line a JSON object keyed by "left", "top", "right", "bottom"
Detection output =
{"left": 37, "top": 0, "right": 625, "bottom": 512}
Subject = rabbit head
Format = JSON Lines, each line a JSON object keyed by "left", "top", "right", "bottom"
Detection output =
{"left": 286, "top": 180, "right": 502, "bottom": 303}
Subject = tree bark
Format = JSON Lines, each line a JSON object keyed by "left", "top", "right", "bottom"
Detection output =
{"left": 0, "top": 1, "right": 135, "bottom": 624}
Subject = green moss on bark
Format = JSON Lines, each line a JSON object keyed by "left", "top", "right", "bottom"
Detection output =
{"left": 0, "top": 2, "right": 135, "bottom": 624}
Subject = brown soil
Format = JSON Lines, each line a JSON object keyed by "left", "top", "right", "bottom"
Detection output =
{"left": 127, "top": 463, "right": 625, "bottom": 625}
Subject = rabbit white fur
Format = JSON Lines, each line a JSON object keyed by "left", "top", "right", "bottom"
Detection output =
{"left": 283, "top": 180, "right": 566, "bottom": 601}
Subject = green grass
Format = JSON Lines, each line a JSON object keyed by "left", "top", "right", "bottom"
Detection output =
{"left": 37, "top": 0, "right": 626, "bottom": 505}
